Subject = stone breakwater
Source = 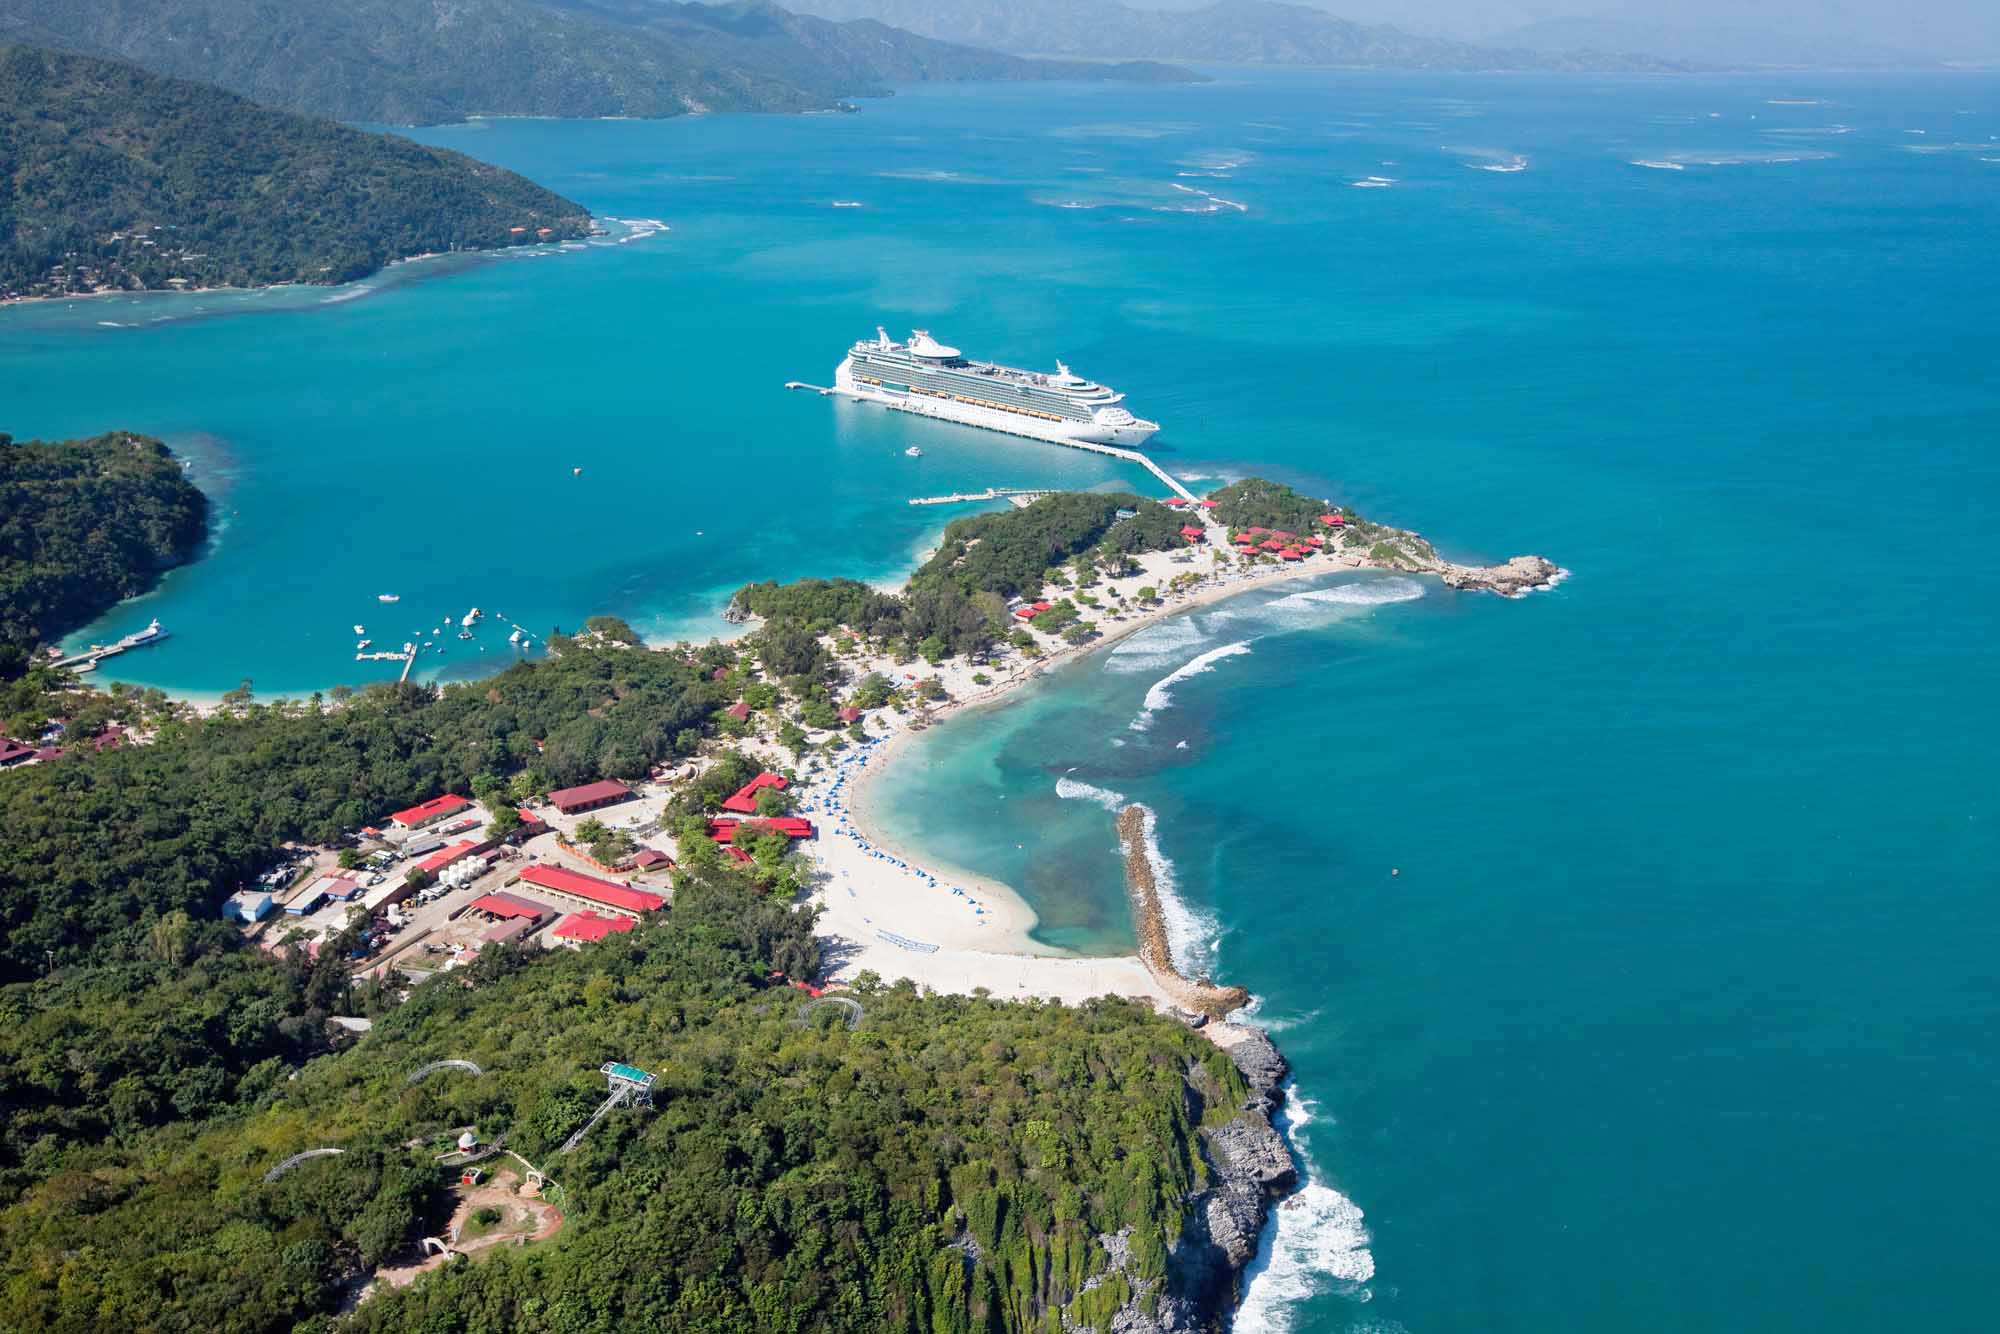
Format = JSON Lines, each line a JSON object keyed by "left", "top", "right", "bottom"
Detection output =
{"left": 1117, "top": 804, "right": 1249, "bottom": 1018}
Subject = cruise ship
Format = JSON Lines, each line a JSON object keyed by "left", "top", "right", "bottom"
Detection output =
{"left": 834, "top": 329, "right": 1159, "bottom": 448}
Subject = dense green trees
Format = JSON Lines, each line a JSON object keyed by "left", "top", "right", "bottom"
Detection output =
{"left": 0, "top": 648, "right": 720, "bottom": 979}
{"left": 0, "top": 431, "right": 207, "bottom": 656}
{"left": 0, "top": 43, "right": 592, "bottom": 299}
{"left": 727, "top": 493, "right": 1188, "bottom": 673}
{"left": 0, "top": 865, "right": 1239, "bottom": 1332}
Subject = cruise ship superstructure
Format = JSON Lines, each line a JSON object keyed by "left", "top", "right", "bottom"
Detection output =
{"left": 834, "top": 329, "right": 1160, "bottom": 448}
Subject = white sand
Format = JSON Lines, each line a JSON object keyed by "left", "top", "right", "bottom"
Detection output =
{"left": 777, "top": 539, "right": 1389, "bottom": 1009}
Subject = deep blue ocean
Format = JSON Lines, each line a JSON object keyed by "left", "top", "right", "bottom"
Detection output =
{"left": 5, "top": 68, "right": 1998, "bottom": 1331}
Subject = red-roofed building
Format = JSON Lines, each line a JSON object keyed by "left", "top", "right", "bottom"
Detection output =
{"left": 632, "top": 848, "right": 673, "bottom": 871}
{"left": 1318, "top": 512, "right": 1345, "bottom": 527}
{"left": 711, "top": 666, "right": 730, "bottom": 681}
{"left": 1279, "top": 548, "right": 1303, "bottom": 561}
{"left": 1261, "top": 539, "right": 1287, "bottom": 552}
{"left": 468, "top": 892, "right": 551, "bottom": 921}
{"left": 1032, "top": 601, "right": 1053, "bottom": 612}
{"left": 516, "top": 863, "right": 664, "bottom": 915}
{"left": 1244, "top": 526, "right": 1270, "bottom": 536}
{"left": 1163, "top": 497, "right": 1188, "bottom": 507}
{"left": 720, "top": 772, "right": 790, "bottom": 815}
{"left": 1179, "top": 525, "right": 1205, "bottom": 540}
{"left": 0, "top": 738, "right": 32, "bottom": 767}
{"left": 516, "top": 807, "right": 545, "bottom": 830}
{"left": 1197, "top": 499, "right": 1219, "bottom": 509}
{"left": 725, "top": 701, "right": 752, "bottom": 721}
{"left": 708, "top": 817, "right": 815, "bottom": 843}
{"left": 1271, "top": 531, "right": 1296, "bottom": 541}
{"left": 389, "top": 794, "right": 470, "bottom": 831}
{"left": 552, "top": 910, "right": 636, "bottom": 945}
{"left": 1013, "top": 607, "right": 1038, "bottom": 620}
{"left": 547, "top": 779, "right": 633, "bottom": 815}
{"left": 1307, "top": 535, "right": 1325, "bottom": 547}
{"left": 723, "top": 846, "right": 754, "bottom": 864}
{"left": 837, "top": 706, "right": 863, "bottom": 724}
{"left": 418, "top": 841, "right": 482, "bottom": 875}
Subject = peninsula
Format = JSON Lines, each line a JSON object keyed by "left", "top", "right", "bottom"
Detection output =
{"left": 0, "top": 43, "right": 592, "bottom": 303}
{"left": 0, "top": 467, "right": 1555, "bottom": 1331}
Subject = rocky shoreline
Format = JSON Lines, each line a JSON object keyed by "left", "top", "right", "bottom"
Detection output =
{"left": 1105, "top": 802, "right": 1302, "bottom": 1332}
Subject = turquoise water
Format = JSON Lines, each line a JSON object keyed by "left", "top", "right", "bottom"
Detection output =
{"left": 7, "top": 68, "right": 2000, "bottom": 1331}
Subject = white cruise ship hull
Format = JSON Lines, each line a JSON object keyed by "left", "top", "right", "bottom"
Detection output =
{"left": 834, "top": 357, "right": 1159, "bottom": 448}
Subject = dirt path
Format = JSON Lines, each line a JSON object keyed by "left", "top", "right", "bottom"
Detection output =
{"left": 372, "top": 1168, "right": 564, "bottom": 1289}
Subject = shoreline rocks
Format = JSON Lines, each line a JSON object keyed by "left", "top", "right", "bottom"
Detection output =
{"left": 1438, "top": 552, "right": 1564, "bottom": 596}
{"left": 1104, "top": 803, "right": 1301, "bottom": 1332}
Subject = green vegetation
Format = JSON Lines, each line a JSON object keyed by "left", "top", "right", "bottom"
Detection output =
{"left": 728, "top": 492, "right": 1186, "bottom": 671}
{"left": 0, "top": 431, "right": 206, "bottom": 662}
{"left": 0, "top": 478, "right": 1270, "bottom": 1331}
{"left": 0, "top": 43, "right": 591, "bottom": 300}
{"left": 0, "top": 0, "right": 1198, "bottom": 127}
{"left": 0, "top": 864, "right": 1240, "bottom": 1332}
{"left": 0, "top": 649, "right": 719, "bottom": 979}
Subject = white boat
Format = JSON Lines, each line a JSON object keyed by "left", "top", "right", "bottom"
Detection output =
{"left": 904, "top": 446, "right": 923, "bottom": 457}
{"left": 509, "top": 629, "right": 522, "bottom": 644}
{"left": 465, "top": 607, "right": 481, "bottom": 624}
{"left": 378, "top": 594, "right": 400, "bottom": 603}
{"left": 831, "top": 328, "right": 1160, "bottom": 447}
{"left": 353, "top": 624, "right": 366, "bottom": 635}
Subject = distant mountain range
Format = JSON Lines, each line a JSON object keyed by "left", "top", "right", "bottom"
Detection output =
{"left": 0, "top": 43, "right": 592, "bottom": 301}
{"left": 1493, "top": 17, "right": 1940, "bottom": 70}
{"left": 0, "top": 0, "right": 1199, "bottom": 127}
{"left": 781, "top": 0, "right": 1682, "bottom": 71}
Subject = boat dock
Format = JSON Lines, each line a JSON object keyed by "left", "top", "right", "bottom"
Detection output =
{"left": 52, "top": 619, "right": 169, "bottom": 673}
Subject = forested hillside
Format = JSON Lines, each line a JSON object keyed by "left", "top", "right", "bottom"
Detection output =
{"left": 0, "top": 614, "right": 1254, "bottom": 1331}
{"left": 0, "top": 0, "right": 1196, "bottom": 127}
{"left": 0, "top": 865, "right": 1242, "bottom": 1332}
{"left": 0, "top": 43, "right": 592, "bottom": 300}
{"left": 0, "top": 431, "right": 207, "bottom": 660}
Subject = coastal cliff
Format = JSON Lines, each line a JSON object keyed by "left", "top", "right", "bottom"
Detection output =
{"left": 1106, "top": 803, "right": 1301, "bottom": 1330}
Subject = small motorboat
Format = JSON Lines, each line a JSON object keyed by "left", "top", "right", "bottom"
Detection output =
{"left": 904, "top": 446, "right": 923, "bottom": 458}
{"left": 378, "top": 593, "right": 400, "bottom": 603}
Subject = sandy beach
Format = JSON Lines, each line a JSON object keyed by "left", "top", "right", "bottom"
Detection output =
{"left": 778, "top": 536, "right": 1485, "bottom": 1010}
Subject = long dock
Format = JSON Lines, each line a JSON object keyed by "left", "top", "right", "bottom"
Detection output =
{"left": 52, "top": 620, "right": 169, "bottom": 673}
{"left": 786, "top": 380, "right": 1204, "bottom": 509}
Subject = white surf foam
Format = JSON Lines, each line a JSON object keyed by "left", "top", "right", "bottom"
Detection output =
{"left": 1234, "top": 1092, "right": 1378, "bottom": 1334}
{"left": 1630, "top": 159, "right": 1685, "bottom": 171}
{"left": 1447, "top": 146, "right": 1528, "bottom": 173}
{"left": 1130, "top": 640, "right": 1251, "bottom": 730}
{"left": 1054, "top": 775, "right": 1127, "bottom": 811}
{"left": 1104, "top": 616, "right": 1209, "bottom": 674}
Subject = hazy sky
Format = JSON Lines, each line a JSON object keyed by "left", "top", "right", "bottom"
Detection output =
{"left": 1139, "top": 0, "right": 2000, "bottom": 58}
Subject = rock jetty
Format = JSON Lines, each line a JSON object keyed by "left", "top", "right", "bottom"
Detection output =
{"left": 1116, "top": 804, "right": 1249, "bottom": 1018}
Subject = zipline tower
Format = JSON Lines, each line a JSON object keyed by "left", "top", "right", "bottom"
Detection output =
{"left": 600, "top": 1061, "right": 656, "bottom": 1109}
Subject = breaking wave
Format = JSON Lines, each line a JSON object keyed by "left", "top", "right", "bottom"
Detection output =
{"left": 1130, "top": 640, "right": 1252, "bottom": 730}
{"left": 1103, "top": 617, "right": 1208, "bottom": 674}
{"left": 1053, "top": 775, "right": 1127, "bottom": 811}
{"left": 1235, "top": 1092, "right": 1378, "bottom": 1333}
